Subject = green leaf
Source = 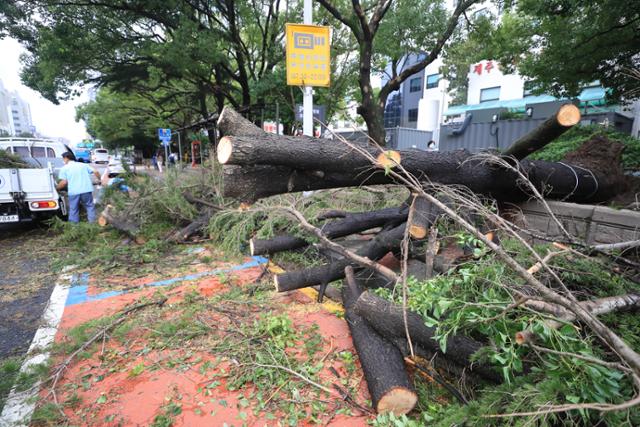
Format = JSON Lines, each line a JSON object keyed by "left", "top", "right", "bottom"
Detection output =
{"left": 128, "top": 363, "right": 145, "bottom": 377}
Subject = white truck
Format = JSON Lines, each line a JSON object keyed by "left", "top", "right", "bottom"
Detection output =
{"left": 0, "top": 164, "right": 67, "bottom": 224}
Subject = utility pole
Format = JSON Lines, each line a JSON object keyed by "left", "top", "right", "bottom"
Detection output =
{"left": 303, "top": 0, "right": 313, "bottom": 137}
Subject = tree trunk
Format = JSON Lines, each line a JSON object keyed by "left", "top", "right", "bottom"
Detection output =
{"left": 216, "top": 108, "right": 615, "bottom": 203}
{"left": 250, "top": 206, "right": 409, "bottom": 255}
{"left": 217, "top": 134, "right": 381, "bottom": 172}
{"left": 218, "top": 106, "right": 264, "bottom": 137}
{"left": 503, "top": 104, "right": 581, "bottom": 160}
{"left": 343, "top": 267, "right": 417, "bottom": 415}
{"left": 353, "top": 290, "right": 501, "bottom": 383}
{"left": 274, "top": 223, "right": 407, "bottom": 292}
{"left": 221, "top": 164, "right": 393, "bottom": 203}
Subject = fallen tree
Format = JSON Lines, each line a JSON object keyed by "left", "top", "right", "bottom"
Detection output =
{"left": 343, "top": 267, "right": 417, "bottom": 415}
{"left": 216, "top": 107, "right": 616, "bottom": 203}
{"left": 503, "top": 103, "right": 581, "bottom": 160}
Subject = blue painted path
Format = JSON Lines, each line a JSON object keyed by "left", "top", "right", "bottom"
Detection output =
{"left": 65, "top": 256, "right": 268, "bottom": 306}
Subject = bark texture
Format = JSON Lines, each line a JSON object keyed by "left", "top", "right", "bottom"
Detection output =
{"left": 503, "top": 104, "right": 581, "bottom": 160}
{"left": 353, "top": 290, "right": 501, "bottom": 383}
{"left": 343, "top": 268, "right": 417, "bottom": 415}
{"left": 250, "top": 206, "right": 409, "bottom": 255}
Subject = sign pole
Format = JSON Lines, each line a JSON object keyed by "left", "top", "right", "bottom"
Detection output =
{"left": 303, "top": 0, "right": 313, "bottom": 137}
{"left": 177, "top": 131, "right": 182, "bottom": 162}
{"left": 164, "top": 140, "right": 169, "bottom": 168}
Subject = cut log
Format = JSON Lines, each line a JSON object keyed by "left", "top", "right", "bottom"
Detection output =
{"left": 221, "top": 164, "right": 393, "bottom": 203}
{"left": 218, "top": 134, "right": 383, "bottom": 172}
{"left": 217, "top": 106, "right": 264, "bottom": 137}
{"left": 408, "top": 194, "right": 440, "bottom": 239}
{"left": 250, "top": 206, "right": 409, "bottom": 256}
{"left": 98, "top": 204, "right": 145, "bottom": 244}
{"left": 343, "top": 267, "right": 417, "bottom": 415}
{"left": 353, "top": 290, "right": 501, "bottom": 383}
{"left": 274, "top": 223, "right": 407, "bottom": 292}
{"left": 503, "top": 104, "right": 581, "bottom": 160}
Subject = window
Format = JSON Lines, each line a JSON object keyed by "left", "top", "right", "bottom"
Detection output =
{"left": 14, "top": 146, "right": 29, "bottom": 156}
{"left": 32, "top": 147, "right": 46, "bottom": 157}
{"left": 408, "top": 108, "right": 418, "bottom": 122}
{"left": 426, "top": 74, "right": 440, "bottom": 89}
{"left": 47, "top": 147, "right": 55, "bottom": 158}
{"left": 480, "top": 86, "right": 500, "bottom": 103}
{"left": 409, "top": 77, "right": 422, "bottom": 92}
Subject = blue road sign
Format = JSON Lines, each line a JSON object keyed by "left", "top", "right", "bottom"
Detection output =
{"left": 158, "top": 128, "right": 172, "bottom": 140}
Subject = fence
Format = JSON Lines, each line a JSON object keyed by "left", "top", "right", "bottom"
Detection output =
{"left": 439, "top": 112, "right": 633, "bottom": 153}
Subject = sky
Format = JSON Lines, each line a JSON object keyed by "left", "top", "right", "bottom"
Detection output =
{"left": 0, "top": 37, "right": 89, "bottom": 142}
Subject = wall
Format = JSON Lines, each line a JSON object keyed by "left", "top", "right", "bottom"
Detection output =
{"left": 466, "top": 60, "right": 525, "bottom": 105}
{"left": 514, "top": 201, "right": 640, "bottom": 245}
{"left": 385, "top": 127, "right": 433, "bottom": 150}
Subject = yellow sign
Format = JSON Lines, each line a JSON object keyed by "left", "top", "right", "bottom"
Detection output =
{"left": 286, "top": 24, "right": 330, "bottom": 87}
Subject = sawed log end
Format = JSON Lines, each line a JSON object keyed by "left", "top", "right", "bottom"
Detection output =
{"left": 376, "top": 386, "right": 418, "bottom": 415}
{"left": 217, "top": 136, "right": 233, "bottom": 164}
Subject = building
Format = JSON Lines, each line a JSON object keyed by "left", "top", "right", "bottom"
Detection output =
{"left": 0, "top": 79, "right": 12, "bottom": 135}
{"left": 0, "top": 78, "right": 34, "bottom": 136}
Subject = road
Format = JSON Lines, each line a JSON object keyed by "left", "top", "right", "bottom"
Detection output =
{"left": 0, "top": 223, "right": 57, "bottom": 362}
{"left": 0, "top": 160, "right": 143, "bottom": 358}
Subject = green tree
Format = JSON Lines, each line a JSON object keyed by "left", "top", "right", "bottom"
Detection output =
{"left": 76, "top": 89, "right": 168, "bottom": 156}
{"left": 484, "top": 0, "right": 640, "bottom": 100}
{"left": 315, "top": 0, "right": 480, "bottom": 144}
{"left": 0, "top": 0, "right": 298, "bottom": 144}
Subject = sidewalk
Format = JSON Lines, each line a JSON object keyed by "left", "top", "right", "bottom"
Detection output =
{"left": 6, "top": 246, "right": 372, "bottom": 426}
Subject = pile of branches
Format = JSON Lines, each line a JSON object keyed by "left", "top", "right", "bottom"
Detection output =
{"left": 0, "top": 149, "right": 32, "bottom": 168}
{"left": 215, "top": 106, "right": 640, "bottom": 423}
{"left": 96, "top": 164, "right": 226, "bottom": 244}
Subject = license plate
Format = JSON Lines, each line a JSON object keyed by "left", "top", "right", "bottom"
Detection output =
{"left": 0, "top": 215, "right": 19, "bottom": 223}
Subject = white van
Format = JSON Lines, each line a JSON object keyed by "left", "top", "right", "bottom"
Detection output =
{"left": 0, "top": 137, "right": 71, "bottom": 173}
{"left": 91, "top": 148, "right": 109, "bottom": 164}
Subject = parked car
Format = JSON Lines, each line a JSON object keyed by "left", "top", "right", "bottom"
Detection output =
{"left": 91, "top": 148, "right": 109, "bottom": 164}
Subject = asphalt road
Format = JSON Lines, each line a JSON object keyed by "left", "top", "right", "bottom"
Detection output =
{"left": 0, "top": 223, "right": 57, "bottom": 360}
{"left": 0, "top": 160, "right": 134, "bottom": 362}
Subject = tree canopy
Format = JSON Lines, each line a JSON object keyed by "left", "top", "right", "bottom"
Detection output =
{"left": 446, "top": 0, "right": 640, "bottom": 102}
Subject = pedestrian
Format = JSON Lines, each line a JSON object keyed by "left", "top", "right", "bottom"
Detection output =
{"left": 56, "top": 152, "right": 100, "bottom": 223}
{"left": 157, "top": 151, "right": 164, "bottom": 173}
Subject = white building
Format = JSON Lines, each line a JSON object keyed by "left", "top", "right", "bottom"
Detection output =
{"left": 0, "top": 79, "right": 12, "bottom": 135}
{"left": 0, "top": 78, "right": 34, "bottom": 136}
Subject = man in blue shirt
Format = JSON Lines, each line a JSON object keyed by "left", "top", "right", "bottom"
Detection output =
{"left": 56, "top": 152, "right": 100, "bottom": 223}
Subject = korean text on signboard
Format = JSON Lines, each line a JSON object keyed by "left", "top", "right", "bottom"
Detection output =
{"left": 286, "top": 24, "right": 330, "bottom": 87}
